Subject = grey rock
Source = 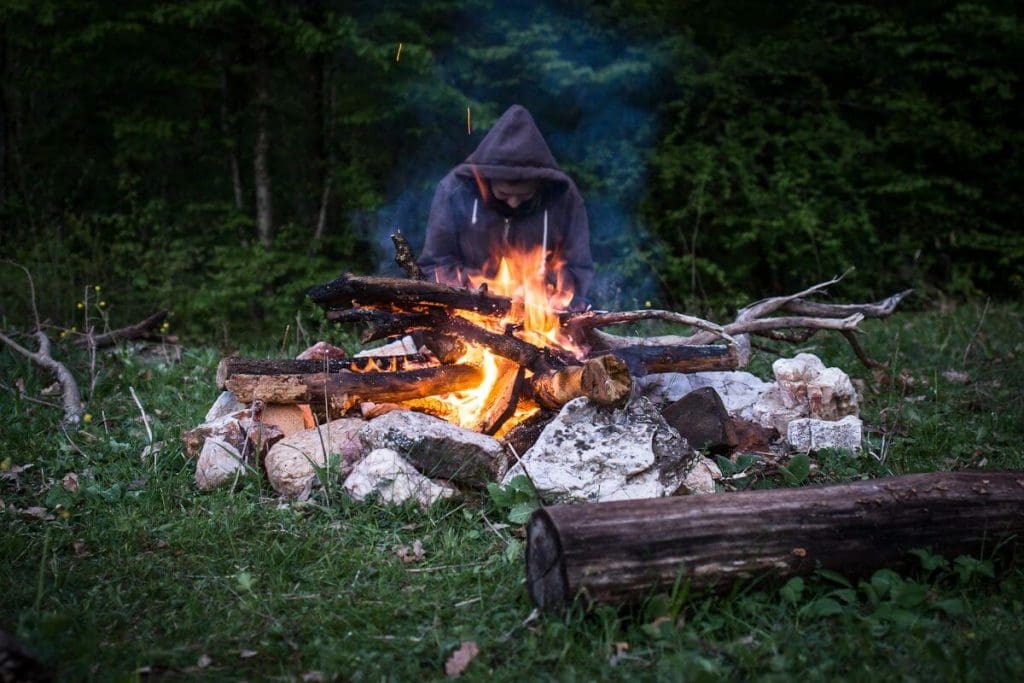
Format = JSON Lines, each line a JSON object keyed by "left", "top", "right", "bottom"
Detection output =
{"left": 787, "top": 415, "right": 863, "bottom": 452}
{"left": 204, "top": 390, "right": 247, "bottom": 423}
{"left": 343, "top": 448, "right": 458, "bottom": 508}
{"left": 265, "top": 418, "right": 366, "bottom": 498}
{"left": 358, "top": 410, "right": 507, "bottom": 487}
{"left": 503, "top": 397, "right": 698, "bottom": 503}
{"left": 637, "top": 371, "right": 773, "bottom": 419}
{"left": 662, "top": 387, "right": 734, "bottom": 452}
{"left": 195, "top": 438, "right": 247, "bottom": 491}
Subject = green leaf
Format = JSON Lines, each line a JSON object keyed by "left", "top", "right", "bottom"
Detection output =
{"left": 801, "top": 597, "right": 845, "bottom": 618}
{"left": 934, "top": 598, "right": 965, "bottom": 617}
{"left": 910, "top": 548, "right": 949, "bottom": 572}
{"left": 507, "top": 502, "right": 537, "bottom": 525}
{"left": 780, "top": 576, "right": 804, "bottom": 605}
{"left": 781, "top": 454, "right": 810, "bottom": 485}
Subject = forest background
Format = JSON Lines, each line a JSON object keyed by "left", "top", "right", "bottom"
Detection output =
{"left": 1, "top": 0, "right": 1021, "bottom": 339}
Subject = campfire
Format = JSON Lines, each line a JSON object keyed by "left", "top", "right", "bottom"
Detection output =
{"left": 195, "top": 231, "right": 912, "bottom": 502}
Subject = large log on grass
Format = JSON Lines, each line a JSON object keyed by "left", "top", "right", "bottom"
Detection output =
{"left": 526, "top": 471, "right": 1024, "bottom": 611}
{"left": 224, "top": 365, "right": 483, "bottom": 412}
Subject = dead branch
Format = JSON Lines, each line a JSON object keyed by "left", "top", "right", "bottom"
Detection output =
{"left": 73, "top": 310, "right": 168, "bottom": 349}
{"left": 390, "top": 231, "right": 426, "bottom": 280}
{"left": 606, "top": 344, "right": 738, "bottom": 376}
{"left": 0, "top": 330, "right": 84, "bottom": 428}
{"left": 564, "top": 309, "right": 736, "bottom": 346}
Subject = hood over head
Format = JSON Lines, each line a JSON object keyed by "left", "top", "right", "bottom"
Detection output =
{"left": 454, "top": 105, "right": 572, "bottom": 189}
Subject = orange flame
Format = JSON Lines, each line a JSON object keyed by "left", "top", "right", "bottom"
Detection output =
{"left": 435, "top": 242, "right": 582, "bottom": 428}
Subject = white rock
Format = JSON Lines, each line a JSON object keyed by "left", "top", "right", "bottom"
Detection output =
{"left": 773, "top": 353, "right": 858, "bottom": 420}
{"left": 503, "top": 397, "right": 697, "bottom": 504}
{"left": 183, "top": 409, "right": 250, "bottom": 459}
{"left": 358, "top": 410, "right": 507, "bottom": 486}
{"left": 787, "top": 415, "right": 863, "bottom": 452}
{"left": 204, "top": 391, "right": 247, "bottom": 423}
{"left": 195, "top": 438, "right": 247, "bottom": 491}
{"left": 265, "top": 419, "right": 366, "bottom": 498}
{"left": 636, "top": 371, "right": 773, "bottom": 418}
{"left": 354, "top": 335, "right": 420, "bottom": 357}
{"left": 679, "top": 455, "right": 723, "bottom": 495}
{"left": 343, "top": 448, "right": 457, "bottom": 508}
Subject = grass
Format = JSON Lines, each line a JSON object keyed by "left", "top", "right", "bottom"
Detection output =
{"left": 2, "top": 301, "right": 1024, "bottom": 681}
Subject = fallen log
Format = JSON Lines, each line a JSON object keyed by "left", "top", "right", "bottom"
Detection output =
{"left": 529, "top": 355, "right": 632, "bottom": 409}
{"left": 216, "top": 355, "right": 428, "bottom": 390}
{"left": 526, "top": 471, "right": 1024, "bottom": 611}
{"left": 308, "top": 274, "right": 513, "bottom": 317}
{"left": 74, "top": 309, "right": 169, "bottom": 349}
{"left": 224, "top": 365, "right": 483, "bottom": 415}
{"left": 0, "top": 329, "right": 85, "bottom": 428}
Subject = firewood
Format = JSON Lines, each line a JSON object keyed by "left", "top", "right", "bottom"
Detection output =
{"left": 604, "top": 344, "right": 738, "bottom": 376}
{"left": 529, "top": 355, "right": 632, "bottom": 409}
{"left": 326, "top": 309, "right": 437, "bottom": 343}
{"left": 526, "top": 471, "right": 1024, "bottom": 611}
{"left": 216, "top": 355, "right": 428, "bottom": 390}
{"left": 308, "top": 273, "right": 513, "bottom": 317}
{"left": 223, "top": 365, "right": 483, "bottom": 415}
{"left": 471, "top": 357, "right": 524, "bottom": 435}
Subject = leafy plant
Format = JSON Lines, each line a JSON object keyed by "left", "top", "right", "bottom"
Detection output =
{"left": 486, "top": 474, "right": 540, "bottom": 525}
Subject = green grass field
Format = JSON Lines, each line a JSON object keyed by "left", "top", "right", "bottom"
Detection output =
{"left": 2, "top": 302, "right": 1023, "bottom": 681}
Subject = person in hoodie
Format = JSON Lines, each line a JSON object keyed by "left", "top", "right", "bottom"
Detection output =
{"left": 418, "top": 105, "right": 594, "bottom": 309}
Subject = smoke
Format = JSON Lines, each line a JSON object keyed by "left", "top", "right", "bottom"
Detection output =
{"left": 359, "top": 0, "right": 675, "bottom": 308}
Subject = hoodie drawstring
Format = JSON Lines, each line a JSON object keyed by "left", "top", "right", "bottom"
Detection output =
{"left": 471, "top": 198, "right": 478, "bottom": 225}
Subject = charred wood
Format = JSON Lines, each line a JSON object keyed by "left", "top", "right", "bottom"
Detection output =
{"left": 308, "top": 274, "right": 513, "bottom": 317}
{"left": 216, "top": 355, "right": 428, "bottom": 389}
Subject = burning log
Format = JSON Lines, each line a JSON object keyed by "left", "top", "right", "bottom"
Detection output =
{"left": 526, "top": 471, "right": 1024, "bottom": 611}
{"left": 529, "top": 355, "right": 632, "bottom": 409}
{"left": 216, "top": 355, "right": 428, "bottom": 389}
{"left": 308, "top": 274, "right": 513, "bottom": 317}
{"left": 223, "top": 365, "right": 484, "bottom": 414}
{"left": 471, "top": 357, "right": 525, "bottom": 435}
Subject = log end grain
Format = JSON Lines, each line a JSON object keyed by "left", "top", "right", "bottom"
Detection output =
{"left": 526, "top": 508, "right": 570, "bottom": 611}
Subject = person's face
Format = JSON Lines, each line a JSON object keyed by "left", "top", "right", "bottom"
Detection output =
{"left": 491, "top": 180, "right": 539, "bottom": 209}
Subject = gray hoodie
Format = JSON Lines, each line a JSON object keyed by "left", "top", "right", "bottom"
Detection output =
{"left": 418, "top": 105, "right": 594, "bottom": 303}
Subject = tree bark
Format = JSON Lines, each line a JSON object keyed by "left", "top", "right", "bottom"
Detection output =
{"left": 526, "top": 471, "right": 1024, "bottom": 612}
{"left": 223, "top": 365, "right": 483, "bottom": 413}
{"left": 308, "top": 274, "right": 514, "bottom": 317}
{"left": 253, "top": 36, "right": 274, "bottom": 247}
{"left": 528, "top": 355, "right": 632, "bottom": 409}
{"left": 215, "top": 354, "right": 428, "bottom": 389}
{"left": 606, "top": 344, "right": 737, "bottom": 376}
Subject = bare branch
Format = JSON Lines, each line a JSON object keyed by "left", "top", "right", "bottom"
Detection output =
{"left": 0, "top": 330, "right": 85, "bottom": 428}
{"left": 781, "top": 289, "right": 914, "bottom": 319}
{"left": 736, "top": 270, "right": 852, "bottom": 321}
{"left": 565, "top": 309, "right": 737, "bottom": 346}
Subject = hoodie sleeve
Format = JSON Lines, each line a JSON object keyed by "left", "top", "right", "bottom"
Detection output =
{"left": 418, "top": 175, "right": 467, "bottom": 285}
{"left": 561, "top": 184, "right": 595, "bottom": 305}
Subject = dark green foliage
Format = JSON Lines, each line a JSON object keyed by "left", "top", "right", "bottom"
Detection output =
{"left": 1, "top": 1, "right": 1022, "bottom": 338}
